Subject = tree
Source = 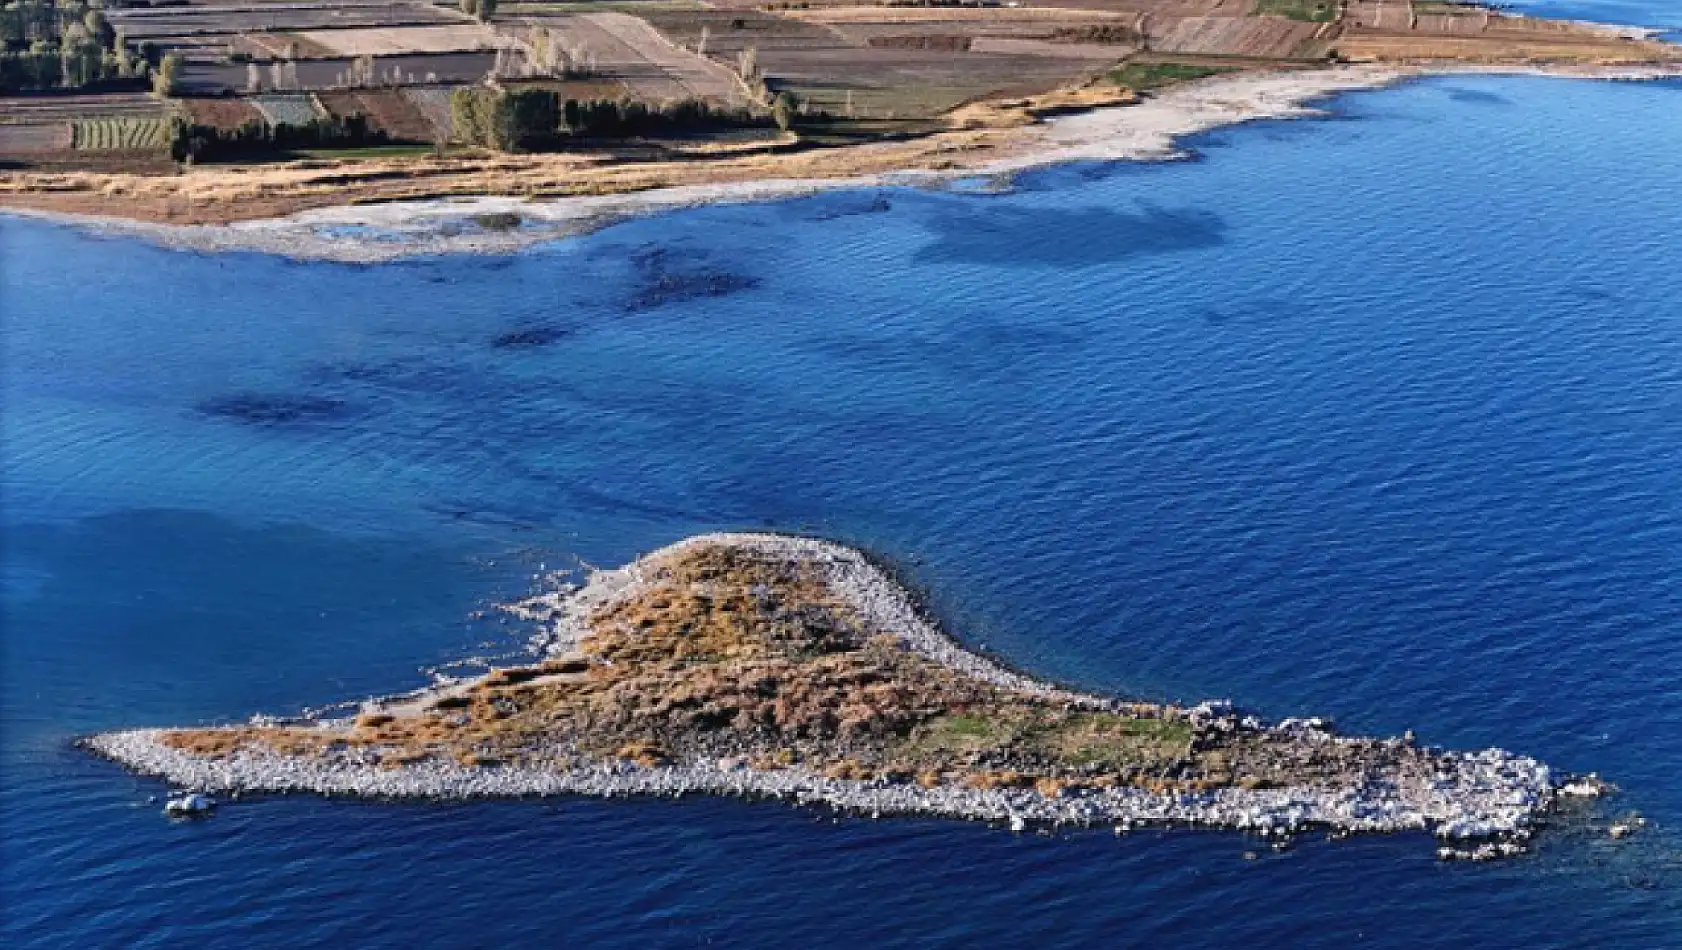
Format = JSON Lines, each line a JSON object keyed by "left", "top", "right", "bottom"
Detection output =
{"left": 84, "top": 10, "right": 115, "bottom": 49}
{"left": 475, "top": 0, "right": 496, "bottom": 21}
{"left": 450, "top": 85, "right": 497, "bottom": 148}
{"left": 500, "top": 88, "right": 556, "bottom": 149}
{"left": 152, "top": 51, "right": 182, "bottom": 97}
{"left": 349, "top": 53, "right": 375, "bottom": 87}
{"left": 772, "top": 90, "right": 799, "bottom": 132}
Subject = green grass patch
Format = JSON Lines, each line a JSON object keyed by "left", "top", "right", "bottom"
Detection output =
{"left": 1107, "top": 62, "right": 1240, "bottom": 92}
{"left": 1039, "top": 713, "right": 1194, "bottom": 769}
{"left": 1254, "top": 0, "right": 1340, "bottom": 23}
{"left": 906, "top": 712, "right": 1021, "bottom": 753}
{"left": 291, "top": 145, "right": 436, "bottom": 160}
{"left": 899, "top": 708, "right": 1193, "bottom": 772}
{"left": 72, "top": 117, "right": 169, "bottom": 151}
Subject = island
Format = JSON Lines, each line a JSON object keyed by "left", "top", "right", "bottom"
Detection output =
{"left": 88, "top": 533, "right": 1559, "bottom": 858}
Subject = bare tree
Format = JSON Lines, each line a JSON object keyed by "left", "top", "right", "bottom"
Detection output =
{"left": 349, "top": 54, "right": 376, "bottom": 88}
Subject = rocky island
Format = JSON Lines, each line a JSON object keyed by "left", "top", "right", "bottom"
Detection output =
{"left": 88, "top": 533, "right": 1557, "bottom": 856}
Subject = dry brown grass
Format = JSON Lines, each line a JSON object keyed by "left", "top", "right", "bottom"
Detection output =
{"left": 140, "top": 538, "right": 1485, "bottom": 798}
{"left": 1337, "top": 31, "right": 1681, "bottom": 63}
{"left": 145, "top": 541, "right": 1202, "bottom": 791}
{"left": 296, "top": 25, "right": 508, "bottom": 57}
{"left": 0, "top": 98, "right": 1041, "bottom": 224}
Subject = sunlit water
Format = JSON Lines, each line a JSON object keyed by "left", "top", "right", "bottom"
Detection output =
{"left": 5, "top": 74, "right": 1682, "bottom": 948}
{"left": 1508, "top": 0, "right": 1682, "bottom": 38}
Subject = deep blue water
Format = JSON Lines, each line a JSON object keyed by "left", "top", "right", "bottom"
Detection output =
{"left": 5, "top": 73, "right": 1682, "bottom": 948}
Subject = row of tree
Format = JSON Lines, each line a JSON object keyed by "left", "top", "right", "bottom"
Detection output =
{"left": 449, "top": 86, "right": 809, "bottom": 152}
{"left": 168, "top": 113, "right": 388, "bottom": 162}
{"left": 1, "top": 0, "right": 157, "bottom": 91}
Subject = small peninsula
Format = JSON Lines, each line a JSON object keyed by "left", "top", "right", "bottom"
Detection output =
{"left": 89, "top": 534, "right": 1557, "bottom": 856}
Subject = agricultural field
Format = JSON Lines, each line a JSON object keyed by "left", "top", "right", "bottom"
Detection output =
{"left": 2, "top": 0, "right": 1671, "bottom": 173}
{"left": 401, "top": 85, "right": 459, "bottom": 140}
{"left": 0, "top": 93, "right": 167, "bottom": 158}
{"left": 296, "top": 25, "right": 512, "bottom": 57}
{"left": 519, "top": 12, "right": 748, "bottom": 105}
{"left": 1254, "top": 0, "right": 1340, "bottom": 23}
{"left": 1152, "top": 14, "right": 1331, "bottom": 57}
{"left": 182, "top": 52, "right": 501, "bottom": 95}
{"left": 105, "top": 2, "right": 461, "bottom": 43}
{"left": 0, "top": 121, "right": 74, "bottom": 154}
{"left": 72, "top": 117, "right": 171, "bottom": 151}
{"left": 181, "top": 97, "right": 269, "bottom": 131}
{"left": 316, "top": 89, "right": 439, "bottom": 141}
{"left": 238, "top": 33, "right": 342, "bottom": 60}
{"left": 642, "top": 8, "right": 1104, "bottom": 120}
{"left": 251, "top": 93, "right": 323, "bottom": 126}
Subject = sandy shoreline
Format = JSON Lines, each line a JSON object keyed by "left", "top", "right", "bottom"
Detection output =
{"left": 85, "top": 533, "right": 1559, "bottom": 854}
{"left": 0, "top": 65, "right": 1443, "bottom": 262}
{"left": 7, "top": 62, "right": 1678, "bottom": 262}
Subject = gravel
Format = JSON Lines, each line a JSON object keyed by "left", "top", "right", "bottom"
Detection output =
{"left": 85, "top": 532, "right": 1558, "bottom": 849}
{"left": 84, "top": 727, "right": 1552, "bottom": 840}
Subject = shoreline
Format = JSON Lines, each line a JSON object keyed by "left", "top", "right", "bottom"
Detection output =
{"left": 85, "top": 533, "right": 1558, "bottom": 853}
{"left": 10, "top": 62, "right": 1667, "bottom": 263}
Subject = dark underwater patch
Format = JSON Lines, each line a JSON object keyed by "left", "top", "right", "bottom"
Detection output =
{"left": 623, "top": 244, "right": 760, "bottom": 312}
{"left": 808, "top": 193, "right": 894, "bottom": 221}
{"left": 197, "top": 393, "right": 350, "bottom": 427}
{"left": 626, "top": 272, "right": 760, "bottom": 311}
{"left": 491, "top": 326, "right": 573, "bottom": 350}
{"left": 1443, "top": 86, "right": 1511, "bottom": 106}
{"left": 915, "top": 203, "right": 1227, "bottom": 268}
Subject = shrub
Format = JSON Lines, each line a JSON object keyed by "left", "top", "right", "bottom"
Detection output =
{"left": 771, "top": 90, "right": 799, "bottom": 132}
{"left": 450, "top": 85, "right": 499, "bottom": 148}
{"left": 152, "top": 51, "right": 182, "bottom": 96}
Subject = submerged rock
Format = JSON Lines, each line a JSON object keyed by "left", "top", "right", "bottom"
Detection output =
{"left": 163, "top": 793, "right": 214, "bottom": 818}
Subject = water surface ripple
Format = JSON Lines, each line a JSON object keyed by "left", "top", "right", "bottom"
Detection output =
{"left": 4, "top": 75, "right": 1682, "bottom": 948}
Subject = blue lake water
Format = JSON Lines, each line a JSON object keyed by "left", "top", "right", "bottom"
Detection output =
{"left": 5, "top": 73, "right": 1682, "bottom": 947}
{"left": 1507, "top": 0, "right": 1682, "bottom": 38}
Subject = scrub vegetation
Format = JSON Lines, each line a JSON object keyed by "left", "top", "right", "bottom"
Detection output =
{"left": 1108, "top": 62, "right": 1240, "bottom": 92}
{"left": 1255, "top": 0, "right": 1342, "bottom": 24}
{"left": 155, "top": 538, "right": 1469, "bottom": 800}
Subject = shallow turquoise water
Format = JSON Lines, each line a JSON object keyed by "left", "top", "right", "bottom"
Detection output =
{"left": 5, "top": 74, "right": 1682, "bottom": 947}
